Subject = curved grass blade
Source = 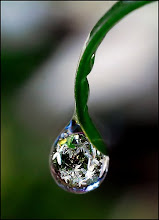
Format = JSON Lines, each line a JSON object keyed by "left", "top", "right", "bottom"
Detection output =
{"left": 75, "top": 1, "right": 155, "bottom": 154}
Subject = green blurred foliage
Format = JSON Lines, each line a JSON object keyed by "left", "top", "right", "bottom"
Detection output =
{"left": 1, "top": 41, "right": 55, "bottom": 95}
{"left": 1, "top": 32, "right": 121, "bottom": 219}
{"left": 1, "top": 100, "right": 121, "bottom": 219}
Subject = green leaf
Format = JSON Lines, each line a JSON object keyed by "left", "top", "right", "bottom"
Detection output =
{"left": 66, "top": 135, "right": 76, "bottom": 149}
{"left": 68, "top": 143, "right": 76, "bottom": 149}
{"left": 74, "top": 1, "right": 155, "bottom": 155}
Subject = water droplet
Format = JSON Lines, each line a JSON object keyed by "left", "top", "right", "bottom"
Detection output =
{"left": 49, "top": 117, "right": 109, "bottom": 194}
{"left": 90, "top": 53, "right": 95, "bottom": 67}
{"left": 86, "top": 53, "right": 95, "bottom": 76}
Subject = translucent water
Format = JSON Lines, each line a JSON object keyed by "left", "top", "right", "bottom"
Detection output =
{"left": 49, "top": 117, "right": 109, "bottom": 194}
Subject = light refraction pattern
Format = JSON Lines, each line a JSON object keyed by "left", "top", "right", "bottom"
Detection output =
{"left": 50, "top": 118, "right": 109, "bottom": 193}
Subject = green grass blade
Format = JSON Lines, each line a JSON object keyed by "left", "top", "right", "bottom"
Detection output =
{"left": 74, "top": 1, "right": 155, "bottom": 154}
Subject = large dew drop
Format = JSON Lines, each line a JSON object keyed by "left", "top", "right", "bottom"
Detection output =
{"left": 49, "top": 118, "right": 109, "bottom": 194}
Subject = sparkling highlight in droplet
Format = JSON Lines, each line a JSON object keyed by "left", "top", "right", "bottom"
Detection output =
{"left": 49, "top": 118, "right": 109, "bottom": 194}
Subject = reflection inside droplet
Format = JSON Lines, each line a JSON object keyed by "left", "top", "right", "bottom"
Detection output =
{"left": 49, "top": 117, "right": 109, "bottom": 194}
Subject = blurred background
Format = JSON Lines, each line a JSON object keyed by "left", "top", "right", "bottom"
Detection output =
{"left": 1, "top": 1, "right": 158, "bottom": 219}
